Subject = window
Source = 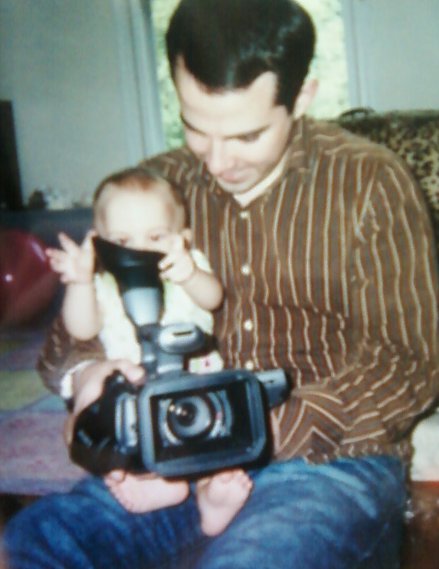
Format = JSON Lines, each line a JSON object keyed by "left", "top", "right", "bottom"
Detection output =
{"left": 150, "top": 0, "right": 350, "bottom": 149}
{"left": 150, "top": 0, "right": 182, "bottom": 149}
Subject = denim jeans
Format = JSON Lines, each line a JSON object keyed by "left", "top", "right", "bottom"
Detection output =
{"left": 2, "top": 455, "right": 406, "bottom": 569}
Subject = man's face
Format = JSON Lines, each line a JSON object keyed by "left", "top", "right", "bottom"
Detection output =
{"left": 174, "top": 61, "right": 294, "bottom": 195}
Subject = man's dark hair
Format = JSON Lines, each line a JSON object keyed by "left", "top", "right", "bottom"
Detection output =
{"left": 166, "top": 0, "right": 315, "bottom": 112}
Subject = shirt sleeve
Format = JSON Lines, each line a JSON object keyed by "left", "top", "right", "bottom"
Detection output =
{"left": 37, "top": 315, "right": 106, "bottom": 394}
{"left": 273, "top": 157, "right": 439, "bottom": 463}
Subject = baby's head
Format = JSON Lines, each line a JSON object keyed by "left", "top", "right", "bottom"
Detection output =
{"left": 93, "top": 167, "right": 189, "bottom": 252}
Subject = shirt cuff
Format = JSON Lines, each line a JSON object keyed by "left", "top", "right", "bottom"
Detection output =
{"left": 60, "top": 359, "right": 97, "bottom": 407}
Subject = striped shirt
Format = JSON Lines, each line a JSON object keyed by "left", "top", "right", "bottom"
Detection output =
{"left": 39, "top": 116, "right": 439, "bottom": 465}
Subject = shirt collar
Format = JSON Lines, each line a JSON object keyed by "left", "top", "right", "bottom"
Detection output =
{"left": 283, "top": 115, "right": 310, "bottom": 173}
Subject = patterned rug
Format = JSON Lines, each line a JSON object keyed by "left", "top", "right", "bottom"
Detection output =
{"left": 0, "top": 325, "right": 85, "bottom": 496}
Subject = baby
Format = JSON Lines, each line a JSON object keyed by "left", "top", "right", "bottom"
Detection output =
{"left": 47, "top": 166, "right": 252, "bottom": 536}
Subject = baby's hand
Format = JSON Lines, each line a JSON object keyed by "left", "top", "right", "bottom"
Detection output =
{"left": 46, "top": 231, "right": 95, "bottom": 284}
{"left": 158, "top": 234, "right": 195, "bottom": 284}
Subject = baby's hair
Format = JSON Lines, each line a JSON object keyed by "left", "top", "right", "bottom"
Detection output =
{"left": 93, "top": 166, "right": 188, "bottom": 227}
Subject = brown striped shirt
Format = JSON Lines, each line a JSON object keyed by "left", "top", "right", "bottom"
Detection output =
{"left": 38, "top": 117, "right": 439, "bottom": 465}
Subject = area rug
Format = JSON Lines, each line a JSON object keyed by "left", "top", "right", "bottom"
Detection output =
{"left": 0, "top": 325, "right": 85, "bottom": 496}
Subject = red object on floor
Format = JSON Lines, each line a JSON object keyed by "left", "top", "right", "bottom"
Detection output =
{"left": 0, "top": 228, "right": 58, "bottom": 326}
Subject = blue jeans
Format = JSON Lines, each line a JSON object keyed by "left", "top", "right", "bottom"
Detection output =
{"left": 2, "top": 455, "right": 406, "bottom": 569}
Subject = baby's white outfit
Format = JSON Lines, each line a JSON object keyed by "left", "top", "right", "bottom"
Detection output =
{"left": 94, "top": 249, "right": 222, "bottom": 372}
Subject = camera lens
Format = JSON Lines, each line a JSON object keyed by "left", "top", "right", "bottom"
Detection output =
{"left": 167, "top": 396, "right": 214, "bottom": 440}
{"left": 156, "top": 389, "right": 233, "bottom": 448}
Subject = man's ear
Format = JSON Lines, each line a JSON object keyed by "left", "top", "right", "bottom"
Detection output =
{"left": 292, "top": 78, "right": 319, "bottom": 119}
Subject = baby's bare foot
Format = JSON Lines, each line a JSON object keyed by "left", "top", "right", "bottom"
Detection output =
{"left": 196, "top": 469, "right": 253, "bottom": 536}
{"left": 106, "top": 473, "right": 189, "bottom": 514}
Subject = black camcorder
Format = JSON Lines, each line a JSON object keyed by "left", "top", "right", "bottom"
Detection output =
{"left": 70, "top": 237, "right": 290, "bottom": 479}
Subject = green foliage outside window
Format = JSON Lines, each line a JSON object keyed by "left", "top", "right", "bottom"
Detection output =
{"left": 151, "top": 0, "right": 349, "bottom": 150}
{"left": 151, "top": 0, "right": 182, "bottom": 149}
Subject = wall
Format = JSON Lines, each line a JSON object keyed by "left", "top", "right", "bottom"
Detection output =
{"left": 1, "top": 0, "right": 438, "bottom": 208}
{"left": 342, "top": 0, "right": 439, "bottom": 111}
{"left": 0, "top": 0, "right": 138, "bottom": 207}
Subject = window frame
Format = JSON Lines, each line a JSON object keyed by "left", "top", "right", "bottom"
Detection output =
{"left": 111, "top": 0, "right": 165, "bottom": 161}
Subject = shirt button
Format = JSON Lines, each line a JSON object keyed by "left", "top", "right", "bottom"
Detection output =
{"left": 243, "top": 319, "right": 253, "bottom": 331}
{"left": 239, "top": 210, "right": 250, "bottom": 219}
{"left": 241, "top": 264, "right": 251, "bottom": 276}
{"left": 244, "top": 360, "right": 255, "bottom": 371}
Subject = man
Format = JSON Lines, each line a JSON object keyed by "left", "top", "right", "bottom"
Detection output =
{"left": 3, "top": 0, "right": 438, "bottom": 567}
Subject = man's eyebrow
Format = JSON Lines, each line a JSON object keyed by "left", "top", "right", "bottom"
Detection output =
{"left": 180, "top": 115, "right": 269, "bottom": 140}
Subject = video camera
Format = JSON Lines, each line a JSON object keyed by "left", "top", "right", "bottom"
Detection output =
{"left": 70, "top": 237, "right": 290, "bottom": 479}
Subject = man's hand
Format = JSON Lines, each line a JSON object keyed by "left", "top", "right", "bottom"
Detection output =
{"left": 64, "top": 359, "right": 144, "bottom": 445}
{"left": 270, "top": 412, "right": 281, "bottom": 455}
